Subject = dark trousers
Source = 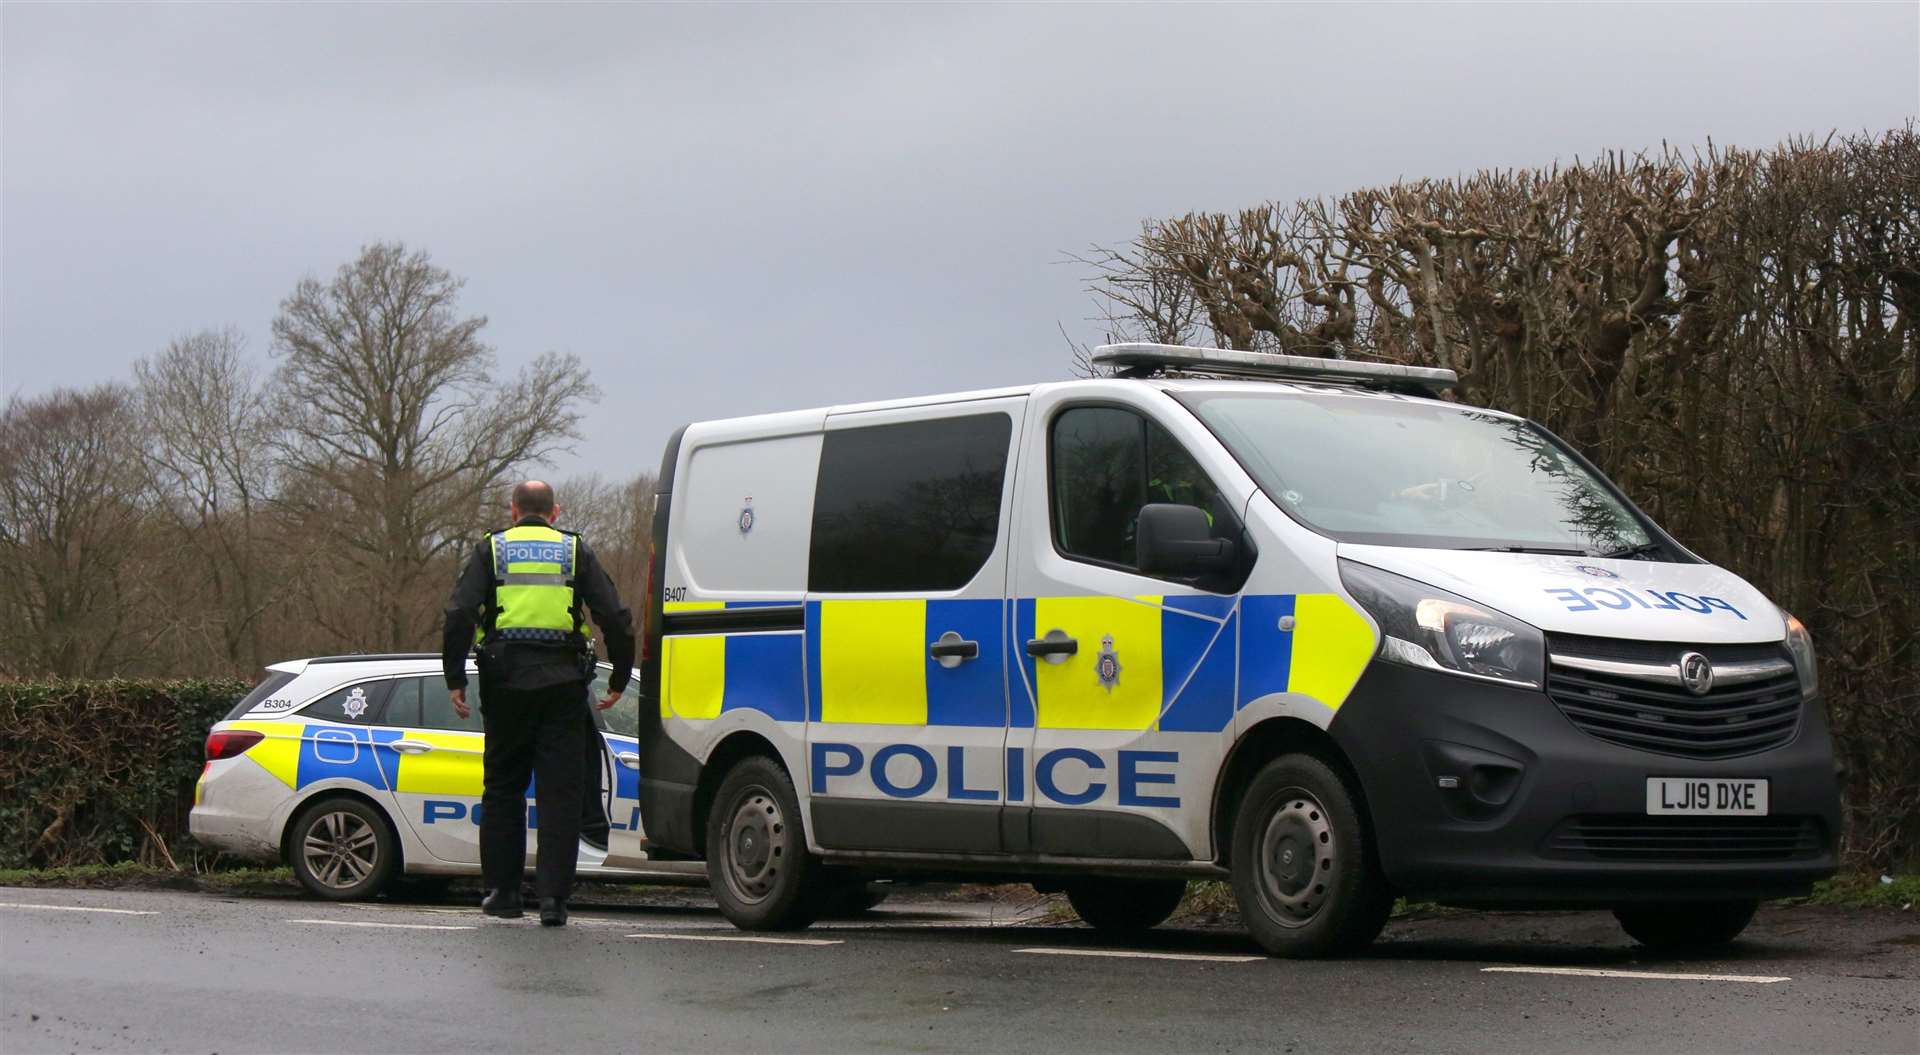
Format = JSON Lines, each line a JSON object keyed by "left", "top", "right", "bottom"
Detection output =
{"left": 479, "top": 680, "right": 588, "bottom": 901}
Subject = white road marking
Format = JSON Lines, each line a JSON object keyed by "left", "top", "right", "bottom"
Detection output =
{"left": 1482, "top": 966, "right": 1790, "bottom": 984}
{"left": 0, "top": 902, "right": 158, "bottom": 916}
{"left": 626, "top": 931, "right": 843, "bottom": 946}
{"left": 1015, "top": 947, "right": 1265, "bottom": 964}
{"left": 286, "top": 918, "right": 476, "bottom": 931}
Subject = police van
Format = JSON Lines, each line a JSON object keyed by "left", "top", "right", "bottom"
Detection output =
{"left": 632, "top": 344, "right": 1839, "bottom": 957}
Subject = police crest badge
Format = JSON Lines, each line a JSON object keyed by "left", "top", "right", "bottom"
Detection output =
{"left": 1096, "top": 634, "right": 1122, "bottom": 692}
{"left": 738, "top": 496, "right": 755, "bottom": 536}
{"left": 342, "top": 686, "right": 369, "bottom": 720}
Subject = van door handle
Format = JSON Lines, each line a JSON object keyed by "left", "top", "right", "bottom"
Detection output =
{"left": 929, "top": 631, "right": 980, "bottom": 669}
{"left": 1025, "top": 630, "right": 1078, "bottom": 664}
{"left": 615, "top": 751, "right": 641, "bottom": 769}
{"left": 391, "top": 740, "right": 434, "bottom": 755}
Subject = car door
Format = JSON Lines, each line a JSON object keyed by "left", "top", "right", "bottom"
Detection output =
{"left": 1006, "top": 394, "right": 1252, "bottom": 861}
{"left": 594, "top": 666, "right": 650, "bottom": 869}
{"left": 386, "top": 675, "right": 489, "bottom": 865}
{"left": 803, "top": 398, "right": 1024, "bottom": 855}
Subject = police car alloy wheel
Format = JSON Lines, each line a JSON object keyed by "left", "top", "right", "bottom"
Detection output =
{"left": 1230, "top": 754, "right": 1393, "bottom": 958}
{"left": 287, "top": 797, "right": 397, "bottom": 901}
{"left": 706, "top": 756, "right": 818, "bottom": 931}
{"left": 1064, "top": 878, "right": 1188, "bottom": 932}
{"left": 1614, "top": 899, "right": 1758, "bottom": 950}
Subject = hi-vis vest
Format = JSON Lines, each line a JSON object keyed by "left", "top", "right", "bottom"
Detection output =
{"left": 485, "top": 524, "right": 583, "bottom": 645}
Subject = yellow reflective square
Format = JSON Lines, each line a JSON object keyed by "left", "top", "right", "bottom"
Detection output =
{"left": 819, "top": 599, "right": 926, "bottom": 725}
{"left": 1033, "top": 596, "right": 1163, "bottom": 730}
{"left": 1287, "top": 593, "right": 1376, "bottom": 709}
{"left": 664, "top": 633, "right": 726, "bottom": 720}
{"left": 392, "top": 732, "right": 485, "bottom": 795}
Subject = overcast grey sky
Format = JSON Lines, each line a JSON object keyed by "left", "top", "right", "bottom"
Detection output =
{"left": 4, "top": 2, "right": 1915, "bottom": 479}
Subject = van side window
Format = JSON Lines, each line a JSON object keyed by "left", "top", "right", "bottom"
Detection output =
{"left": 809, "top": 413, "right": 1013, "bottom": 593}
{"left": 300, "top": 680, "right": 395, "bottom": 724}
{"left": 1051, "top": 406, "right": 1230, "bottom": 573}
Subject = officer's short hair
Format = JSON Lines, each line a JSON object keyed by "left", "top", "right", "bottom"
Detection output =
{"left": 512, "top": 480, "right": 556, "bottom": 517}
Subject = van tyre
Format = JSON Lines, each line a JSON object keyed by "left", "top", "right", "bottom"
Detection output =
{"left": 1229, "top": 754, "right": 1392, "bottom": 958}
{"left": 1614, "top": 900, "right": 1758, "bottom": 950}
{"left": 288, "top": 796, "right": 397, "bottom": 901}
{"left": 706, "top": 756, "right": 818, "bottom": 931}
{"left": 1065, "top": 878, "right": 1187, "bottom": 932}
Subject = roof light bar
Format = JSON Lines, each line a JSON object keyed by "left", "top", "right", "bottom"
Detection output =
{"left": 1092, "top": 343, "right": 1457, "bottom": 396}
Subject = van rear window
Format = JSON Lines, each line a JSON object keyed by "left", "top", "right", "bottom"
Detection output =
{"left": 809, "top": 413, "right": 1012, "bottom": 592}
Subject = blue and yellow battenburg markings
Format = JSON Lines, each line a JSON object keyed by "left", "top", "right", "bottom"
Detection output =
{"left": 661, "top": 594, "right": 1377, "bottom": 733}
{"left": 218, "top": 721, "right": 645, "bottom": 830}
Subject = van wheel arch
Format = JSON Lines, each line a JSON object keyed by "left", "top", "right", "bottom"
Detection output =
{"left": 693, "top": 731, "right": 788, "bottom": 859}
{"left": 1213, "top": 718, "right": 1375, "bottom": 869}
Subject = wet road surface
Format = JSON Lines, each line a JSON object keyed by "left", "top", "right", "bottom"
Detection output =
{"left": 2, "top": 886, "right": 1915, "bottom": 1053}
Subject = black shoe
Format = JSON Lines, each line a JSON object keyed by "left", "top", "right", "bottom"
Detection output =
{"left": 482, "top": 888, "right": 524, "bottom": 919}
{"left": 539, "top": 898, "right": 568, "bottom": 927}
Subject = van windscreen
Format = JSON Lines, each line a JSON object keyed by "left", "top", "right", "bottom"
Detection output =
{"left": 1180, "top": 391, "right": 1655, "bottom": 555}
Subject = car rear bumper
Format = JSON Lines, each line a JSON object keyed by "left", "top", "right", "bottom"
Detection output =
{"left": 1328, "top": 661, "right": 1842, "bottom": 906}
{"left": 187, "top": 758, "right": 288, "bottom": 861}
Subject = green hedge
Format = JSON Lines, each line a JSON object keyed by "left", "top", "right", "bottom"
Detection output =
{"left": 0, "top": 679, "right": 249, "bottom": 869}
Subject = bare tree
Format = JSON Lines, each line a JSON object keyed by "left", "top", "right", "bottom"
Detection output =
{"left": 0, "top": 387, "right": 161, "bottom": 675}
{"left": 270, "top": 243, "right": 595, "bottom": 651}
{"left": 135, "top": 329, "right": 278, "bottom": 669}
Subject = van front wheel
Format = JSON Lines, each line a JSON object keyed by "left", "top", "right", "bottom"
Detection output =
{"left": 1229, "top": 754, "right": 1391, "bottom": 958}
{"left": 1064, "top": 878, "right": 1187, "bottom": 932}
{"left": 705, "top": 756, "right": 817, "bottom": 931}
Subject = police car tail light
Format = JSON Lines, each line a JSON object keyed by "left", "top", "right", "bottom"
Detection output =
{"left": 205, "top": 729, "right": 264, "bottom": 761}
{"left": 1340, "top": 559, "right": 1545, "bottom": 689}
{"left": 1782, "top": 611, "right": 1818, "bottom": 697}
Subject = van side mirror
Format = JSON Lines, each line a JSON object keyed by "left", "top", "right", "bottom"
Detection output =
{"left": 1136, "top": 503, "right": 1236, "bottom": 577}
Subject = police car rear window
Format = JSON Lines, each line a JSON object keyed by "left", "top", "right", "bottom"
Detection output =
{"left": 300, "top": 680, "right": 396, "bottom": 724}
{"left": 224, "top": 671, "right": 297, "bottom": 719}
{"left": 809, "top": 413, "right": 1012, "bottom": 593}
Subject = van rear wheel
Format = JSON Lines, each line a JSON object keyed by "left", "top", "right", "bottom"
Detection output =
{"left": 1229, "top": 754, "right": 1392, "bottom": 958}
{"left": 705, "top": 756, "right": 818, "bottom": 931}
{"left": 1064, "top": 878, "right": 1187, "bottom": 932}
{"left": 1615, "top": 900, "right": 1758, "bottom": 950}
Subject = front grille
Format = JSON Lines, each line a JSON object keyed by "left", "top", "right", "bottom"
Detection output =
{"left": 1545, "top": 634, "right": 1803, "bottom": 760}
{"left": 1545, "top": 814, "right": 1825, "bottom": 862}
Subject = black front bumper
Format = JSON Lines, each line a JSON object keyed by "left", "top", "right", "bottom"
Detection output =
{"left": 1328, "top": 661, "right": 1842, "bottom": 905}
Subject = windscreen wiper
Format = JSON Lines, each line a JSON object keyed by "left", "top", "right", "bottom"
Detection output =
{"left": 1461, "top": 545, "right": 1590, "bottom": 555}
{"left": 1597, "top": 541, "right": 1667, "bottom": 560}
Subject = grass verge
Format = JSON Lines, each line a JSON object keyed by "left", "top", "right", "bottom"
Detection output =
{"left": 0, "top": 862, "right": 295, "bottom": 894}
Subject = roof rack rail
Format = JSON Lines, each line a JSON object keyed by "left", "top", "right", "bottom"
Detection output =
{"left": 1092, "top": 343, "right": 1457, "bottom": 396}
{"left": 305, "top": 652, "right": 442, "bottom": 665}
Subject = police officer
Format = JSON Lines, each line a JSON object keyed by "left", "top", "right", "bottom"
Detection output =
{"left": 442, "top": 480, "right": 635, "bottom": 927}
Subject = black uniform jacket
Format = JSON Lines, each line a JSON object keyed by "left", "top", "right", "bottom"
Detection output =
{"left": 441, "top": 515, "right": 637, "bottom": 694}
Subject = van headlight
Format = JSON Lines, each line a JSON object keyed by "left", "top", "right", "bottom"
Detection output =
{"left": 1338, "top": 559, "right": 1545, "bottom": 689}
{"left": 1782, "top": 611, "right": 1818, "bottom": 697}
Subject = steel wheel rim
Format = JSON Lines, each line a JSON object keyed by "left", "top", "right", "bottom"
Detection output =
{"left": 1254, "top": 788, "right": 1335, "bottom": 929}
{"left": 720, "top": 784, "right": 785, "bottom": 906}
{"left": 302, "top": 811, "right": 378, "bottom": 890}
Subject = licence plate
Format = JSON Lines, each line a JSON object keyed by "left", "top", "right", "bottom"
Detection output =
{"left": 1646, "top": 777, "right": 1769, "bottom": 815}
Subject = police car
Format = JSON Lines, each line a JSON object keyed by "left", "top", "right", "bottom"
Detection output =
{"left": 189, "top": 653, "right": 704, "bottom": 899}
{"left": 629, "top": 343, "right": 1840, "bottom": 957}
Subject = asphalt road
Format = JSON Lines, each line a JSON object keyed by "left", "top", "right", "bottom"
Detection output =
{"left": 1, "top": 885, "right": 1915, "bottom": 1054}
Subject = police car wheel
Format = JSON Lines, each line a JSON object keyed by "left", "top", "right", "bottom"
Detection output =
{"left": 1064, "top": 879, "right": 1188, "bottom": 932}
{"left": 1613, "top": 899, "right": 1758, "bottom": 950}
{"left": 287, "top": 797, "right": 397, "bottom": 901}
{"left": 1230, "top": 755, "right": 1392, "bottom": 958}
{"left": 706, "top": 757, "right": 818, "bottom": 931}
